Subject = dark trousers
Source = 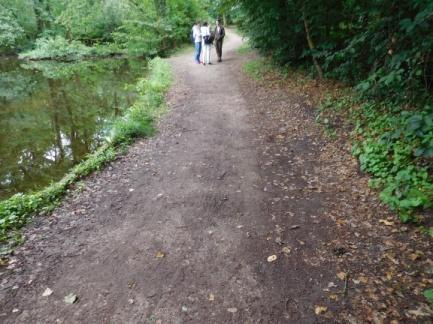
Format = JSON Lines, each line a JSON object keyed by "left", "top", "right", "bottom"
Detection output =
{"left": 215, "top": 39, "right": 223, "bottom": 60}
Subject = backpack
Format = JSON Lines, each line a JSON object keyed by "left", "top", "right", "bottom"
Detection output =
{"left": 204, "top": 32, "right": 214, "bottom": 45}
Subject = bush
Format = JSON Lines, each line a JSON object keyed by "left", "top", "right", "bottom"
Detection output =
{"left": 18, "top": 36, "right": 123, "bottom": 60}
{"left": 0, "top": 5, "right": 25, "bottom": 52}
{"left": 19, "top": 36, "right": 91, "bottom": 60}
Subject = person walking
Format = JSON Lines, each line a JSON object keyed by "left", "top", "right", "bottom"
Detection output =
{"left": 214, "top": 18, "right": 225, "bottom": 62}
{"left": 200, "top": 22, "right": 212, "bottom": 65}
{"left": 192, "top": 22, "right": 202, "bottom": 64}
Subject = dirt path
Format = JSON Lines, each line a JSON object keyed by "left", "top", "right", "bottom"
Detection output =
{"left": 1, "top": 30, "right": 432, "bottom": 323}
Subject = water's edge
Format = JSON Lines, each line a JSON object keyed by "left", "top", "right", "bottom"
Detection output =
{"left": 0, "top": 57, "right": 172, "bottom": 246}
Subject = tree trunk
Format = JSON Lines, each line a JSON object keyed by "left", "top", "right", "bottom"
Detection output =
{"left": 302, "top": 7, "right": 324, "bottom": 79}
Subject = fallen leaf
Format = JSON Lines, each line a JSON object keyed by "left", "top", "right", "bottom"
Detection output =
{"left": 409, "top": 252, "right": 422, "bottom": 261}
{"left": 315, "top": 305, "right": 327, "bottom": 315}
{"left": 329, "top": 294, "right": 339, "bottom": 301}
{"left": 328, "top": 282, "right": 338, "bottom": 288}
{"left": 181, "top": 305, "right": 188, "bottom": 312}
{"left": 290, "top": 225, "right": 300, "bottom": 230}
{"left": 156, "top": 251, "right": 165, "bottom": 258}
{"left": 282, "top": 246, "right": 291, "bottom": 255}
{"left": 208, "top": 293, "right": 215, "bottom": 301}
{"left": 64, "top": 293, "right": 78, "bottom": 304}
{"left": 337, "top": 272, "right": 347, "bottom": 280}
{"left": 358, "top": 276, "right": 368, "bottom": 284}
{"left": 407, "top": 304, "right": 433, "bottom": 317}
{"left": 42, "top": 288, "right": 53, "bottom": 297}
{"left": 227, "top": 307, "right": 238, "bottom": 313}
{"left": 379, "top": 219, "right": 394, "bottom": 226}
{"left": 267, "top": 255, "right": 277, "bottom": 262}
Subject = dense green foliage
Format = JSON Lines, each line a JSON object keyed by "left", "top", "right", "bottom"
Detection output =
{"left": 229, "top": 0, "right": 433, "bottom": 224}
{"left": 0, "top": 4, "right": 25, "bottom": 52}
{"left": 0, "top": 57, "right": 172, "bottom": 244}
{"left": 1, "top": 0, "right": 207, "bottom": 58}
{"left": 232, "top": 0, "right": 433, "bottom": 103}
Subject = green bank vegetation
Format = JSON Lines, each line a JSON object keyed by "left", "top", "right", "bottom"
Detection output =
{"left": 227, "top": 1, "right": 433, "bottom": 228}
{"left": 0, "top": 0, "right": 230, "bottom": 245}
{"left": 0, "top": 57, "right": 172, "bottom": 246}
{"left": 228, "top": 0, "right": 433, "bottom": 305}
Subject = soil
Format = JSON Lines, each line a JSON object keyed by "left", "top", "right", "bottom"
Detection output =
{"left": 0, "top": 30, "right": 432, "bottom": 323}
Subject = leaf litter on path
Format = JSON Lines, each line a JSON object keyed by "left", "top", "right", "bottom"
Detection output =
{"left": 240, "top": 62, "right": 433, "bottom": 321}
{"left": 64, "top": 293, "right": 78, "bottom": 304}
{"left": 267, "top": 255, "right": 277, "bottom": 262}
{"left": 42, "top": 288, "right": 53, "bottom": 297}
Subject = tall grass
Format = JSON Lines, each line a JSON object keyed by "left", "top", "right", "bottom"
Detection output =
{"left": 0, "top": 57, "right": 172, "bottom": 246}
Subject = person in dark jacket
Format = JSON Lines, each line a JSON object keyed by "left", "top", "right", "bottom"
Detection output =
{"left": 214, "top": 18, "right": 225, "bottom": 62}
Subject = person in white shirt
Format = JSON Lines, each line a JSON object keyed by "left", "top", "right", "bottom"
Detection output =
{"left": 192, "top": 22, "right": 202, "bottom": 64}
{"left": 200, "top": 22, "right": 212, "bottom": 65}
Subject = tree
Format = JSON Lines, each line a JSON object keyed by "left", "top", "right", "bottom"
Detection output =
{"left": 0, "top": 5, "right": 25, "bottom": 51}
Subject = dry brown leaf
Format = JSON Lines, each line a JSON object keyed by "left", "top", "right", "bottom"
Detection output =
{"left": 329, "top": 294, "right": 339, "bottom": 301}
{"left": 282, "top": 246, "right": 291, "bottom": 255}
{"left": 267, "top": 255, "right": 277, "bottom": 262}
{"left": 156, "top": 251, "right": 165, "bottom": 258}
{"left": 337, "top": 272, "right": 346, "bottom": 280}
{"left": 379, "top": 219, "right": 394, "bottom": 226}
{"left": 315, "top": 305, "right": 327, "bottom": 315}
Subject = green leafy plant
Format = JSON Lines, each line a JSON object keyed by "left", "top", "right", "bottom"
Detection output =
{"left": 318, "top": 96, "right": 433, "bottom": 223}
{"left": 424, "top": 289, "right": 433, "bottom": 307}
{"left": 0, "top": 5, "right": 25, "bottom": 51}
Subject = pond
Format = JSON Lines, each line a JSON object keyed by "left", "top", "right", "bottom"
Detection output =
{"left": 0, "top": 57, "right": 147, "bottom": 200}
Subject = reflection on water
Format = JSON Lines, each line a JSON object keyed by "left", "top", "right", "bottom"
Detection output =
{"left": 0, "top": 57, "right": 146, "bottom": 200}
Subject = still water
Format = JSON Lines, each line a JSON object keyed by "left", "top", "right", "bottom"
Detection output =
{"left": 0, "top": 57, "right": 147, "bottom": 200}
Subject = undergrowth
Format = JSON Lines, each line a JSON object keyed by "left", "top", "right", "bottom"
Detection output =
{"left": 318, "top": 97, "right": 433, "bottom": 227}
{"left": 0, "top": 57, "right": 172, "bottom": 248}
{"left": 244, "top": 57, "right": 433, "bottom": 232}
{"left": 243, "top": 54, "right": 433, "bottom": 308}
